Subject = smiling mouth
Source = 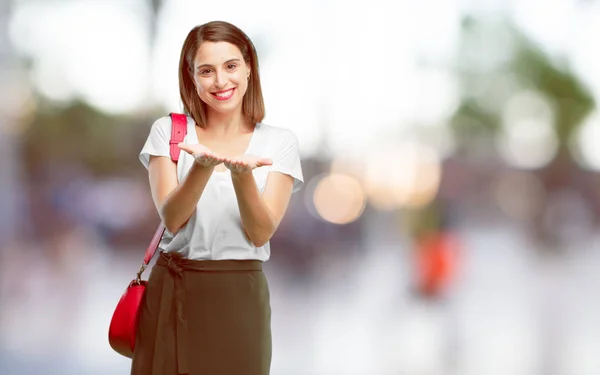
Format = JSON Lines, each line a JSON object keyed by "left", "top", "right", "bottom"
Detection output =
{"left": 212, "top": 88, "right": 235, "bottom": 101}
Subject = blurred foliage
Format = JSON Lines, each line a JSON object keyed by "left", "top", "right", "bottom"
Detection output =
{"left": 413, "top": 16, "right": 596, "bottom": 242}
{"left": 21, "top": 98, "right": 162, "bottom": 179}
{"left": 17, "top": 0, "right": 167, "bottom": 181}
{"left": 450, "top": 99, "right": 500, "bottom": 140}
{"left": 451, "top": 16, "right": 595, "bottom": 150}
{"left": 512, "top": 34, "right": 594, "bottom": 145}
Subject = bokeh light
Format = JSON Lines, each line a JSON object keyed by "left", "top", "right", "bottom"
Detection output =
{"left": 496, "top": 90, "right": 558, "bottom": 169}
{"left": 571, "top": 111, "right": 600, "bottom": 171}
{"left": 312, "top": 173, "right": 366, "bottom": 225}
{"left": 363, "top": 141, "right": 442, "bottom": 210}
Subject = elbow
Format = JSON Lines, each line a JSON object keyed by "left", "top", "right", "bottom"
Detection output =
{"left": 252, "top": 237, "right": 270, "bottom": 248}
{"left": 158, "top": 199, "right": 194, "bottom": 235}
{"left": 162, "top": 217, "right": 181, "bottom": 234}
{"left": 164, "top": 223, "right": 181, "bottom": 235}
{"left": 250, "top": 237, "right": 270, "bottom": 248}
{"left": 160, "top": 210, "right": 185, "bottom": 235}
{"left": 163, "top": 215, "right": 192, "bottom": 235}
{"left": 245, "top": 225, "right": 276, "bottom": 248}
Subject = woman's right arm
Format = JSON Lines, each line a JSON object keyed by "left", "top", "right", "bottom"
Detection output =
{"left": 148, "top": 156, "right": 214, "bottom": 233}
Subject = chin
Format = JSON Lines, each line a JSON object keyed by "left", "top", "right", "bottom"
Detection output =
{"left": 212, "top": 100, "right": 242, "bottom": 113}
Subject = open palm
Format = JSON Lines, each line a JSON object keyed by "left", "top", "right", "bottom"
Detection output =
{"left": 178, "top": 143, "right": 226, "bottom": 168}
{"left": 223, "top": 154, "right": 272, "bottom": 174}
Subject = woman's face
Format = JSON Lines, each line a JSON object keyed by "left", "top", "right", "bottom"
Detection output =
{"left": 193, "top": 41, "right": 250, "bottom": 116}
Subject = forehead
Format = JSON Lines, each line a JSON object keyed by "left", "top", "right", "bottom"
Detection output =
{"left": 194, "top": 41, "right": 243, "bottom": 65}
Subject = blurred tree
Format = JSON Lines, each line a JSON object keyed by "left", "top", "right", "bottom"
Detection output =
{"left": 511, "top": 35, "right": 594, "bottom": 147}
{"left": 451, "top": 16, "right": 594, "bottom": 151}
{"left": 17, "top": 0, "right": 169, "bottom": 179}
{"left": 21, "top": 99, "right": 159, "bottom": 178}
{"left": 449, "top": 16, "right": 596, "bottom": 249}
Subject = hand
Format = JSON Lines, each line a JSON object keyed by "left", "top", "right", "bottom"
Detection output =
{"left": 223, "top": 154, "right": 273, "bottom": 174}
{"left": 178, "top": 143, "right": 225, "bottom": 168}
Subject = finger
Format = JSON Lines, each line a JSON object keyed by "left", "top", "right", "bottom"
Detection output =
{"left": 178, "top": 143, "right": 193, "bottom": 154}
{"left": 209, "top": 155, "right": 222, "bottom": 164}
{"left": 258, "top": 158, "right": 273, "bottom": 167}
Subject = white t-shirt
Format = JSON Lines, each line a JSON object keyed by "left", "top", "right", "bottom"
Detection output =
{"left": 139, "top": 115, "right": 304, "bottom": 261}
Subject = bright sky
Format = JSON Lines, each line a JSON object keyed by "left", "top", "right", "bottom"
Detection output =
{"left": 8, "top": 0, "right": 600, "bottom": 160}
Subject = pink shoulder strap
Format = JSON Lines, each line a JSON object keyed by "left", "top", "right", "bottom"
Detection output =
{"left": 169, "top": 112, "right": 188, "bottom": 162}
{"left": 137, "top": 113, "right": 188, "bottom": 277}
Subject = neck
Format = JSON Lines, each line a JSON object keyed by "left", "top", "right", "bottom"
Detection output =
{"left": 205, "top": 108, "right": 251, "bottom": 136}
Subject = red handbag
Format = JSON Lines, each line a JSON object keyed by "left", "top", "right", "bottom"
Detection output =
{"left": 108, "top": 113, "right": 188, "bottom": 358}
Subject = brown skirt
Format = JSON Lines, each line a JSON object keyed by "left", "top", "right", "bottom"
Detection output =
{"left": 131, "top": 252, "right": 272, "bottom": 375}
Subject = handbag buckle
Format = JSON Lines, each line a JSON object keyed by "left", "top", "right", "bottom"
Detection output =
{"left": 134, "top": 263, "right": 147, "bottom": 285}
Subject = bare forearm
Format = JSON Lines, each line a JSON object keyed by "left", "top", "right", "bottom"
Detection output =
{"left": 160, "top": 163, "right": 214, "bottom": 233}
{"left": 231, "top": 172, "right": 276, "bottom": 246}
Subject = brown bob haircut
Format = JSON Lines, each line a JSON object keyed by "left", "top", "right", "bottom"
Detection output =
{"left": 178, "top": 21, "right": 265, "bottom": 127}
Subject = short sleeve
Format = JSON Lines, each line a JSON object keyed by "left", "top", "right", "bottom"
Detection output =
{"left": 270, "top": 129, "right": 304, "bottom": 193}
{"left": 139, "top": 116, "right": 172, "bottom": 170}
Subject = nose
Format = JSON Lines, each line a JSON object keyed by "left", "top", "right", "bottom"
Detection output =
{"left": 214, "top": 70, "right": 227, "bottom": 89}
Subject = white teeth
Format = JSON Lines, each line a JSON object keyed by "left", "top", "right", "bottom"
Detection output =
{"left": 216, "top": 89, "right": 233, "bottom": 98}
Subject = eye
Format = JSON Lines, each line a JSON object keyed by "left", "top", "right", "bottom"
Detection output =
{"left": 226, "top": 63, "right": 238, "bottom": 70}
{"left": 198, "top": 68, "right": 212, "bottom": 76}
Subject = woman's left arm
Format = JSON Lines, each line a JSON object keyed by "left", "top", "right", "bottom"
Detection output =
{"left": 230, "top": 171, "right": 294, "bottom": 247}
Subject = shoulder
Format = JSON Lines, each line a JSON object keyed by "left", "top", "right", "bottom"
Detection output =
{"left": 151, "top": 114, "right": 195, "bottom": 129}
{"left": 151, "top": 115, "right": 171, "bottom": 130}
{"left": 148, "top": 114, "right": 195, "bottom": 136}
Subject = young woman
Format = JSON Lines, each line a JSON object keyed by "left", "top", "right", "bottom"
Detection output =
{"left": 132, "top": 20, "right": 303, "bottom": 375}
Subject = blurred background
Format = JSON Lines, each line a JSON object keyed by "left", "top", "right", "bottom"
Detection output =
{"left": 2, "top": 0, "right": 600, "bottom": 374}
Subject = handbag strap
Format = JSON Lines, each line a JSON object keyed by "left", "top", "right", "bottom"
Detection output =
{"left": 169, "top": 113, "right": 188, "bottom": 162}
{"left": 136, "top": 113, "right": 188, "bottom": 281}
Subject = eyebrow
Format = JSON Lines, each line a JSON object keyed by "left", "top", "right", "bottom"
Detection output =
{"left": 196, "top": 58, "right": 242, "bottom": 70}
